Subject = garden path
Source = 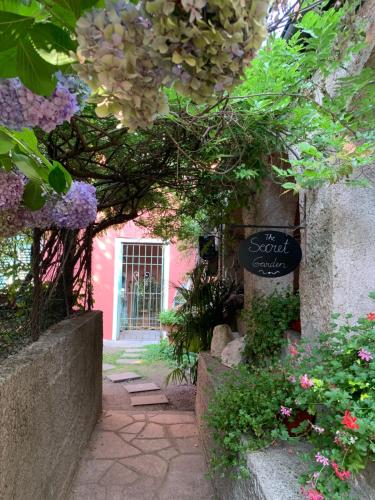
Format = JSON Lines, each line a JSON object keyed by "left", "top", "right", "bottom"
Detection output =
{"left": 69, "top": 344, "right": 215, "bottom": 500}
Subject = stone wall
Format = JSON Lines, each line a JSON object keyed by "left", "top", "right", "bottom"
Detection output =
{"left": 0, "top": 311, "right": 103, "bottom": 500}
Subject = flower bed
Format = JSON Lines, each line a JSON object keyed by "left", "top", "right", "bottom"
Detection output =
{"left": 205, "top": 308, "right": 375, "bottom": 499}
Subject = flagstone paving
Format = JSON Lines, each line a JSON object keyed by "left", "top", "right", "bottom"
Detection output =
{"left": 69, "top": 410, "right": 215, "bottom": 500}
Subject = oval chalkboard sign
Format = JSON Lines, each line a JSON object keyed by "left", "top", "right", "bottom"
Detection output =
{"left": 239, "top": 231, "right": 302, "bottom": 278}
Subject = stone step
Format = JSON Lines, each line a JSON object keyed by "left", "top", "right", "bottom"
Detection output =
{"left": 124, "top": 383, "right": 160, "bottom": 393}
{"left": 117, "top": 359, "right": 143, "bottom": 365}
{"left": 130, "top": 394, "right": 169, "bottom": 406}
{"left": 107, "top": 372, "right": 142, "bottom": 383}
{"left": 102, "top": 363, "right": 115, "bottom": 371}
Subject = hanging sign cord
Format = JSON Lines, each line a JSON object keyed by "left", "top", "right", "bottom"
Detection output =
{"left": 229, "top": 224, "right": 306, "bottom": 230}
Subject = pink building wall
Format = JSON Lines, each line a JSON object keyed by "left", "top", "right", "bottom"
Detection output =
{"left": 92, "top": 221, "right": 196, "bottom": 339}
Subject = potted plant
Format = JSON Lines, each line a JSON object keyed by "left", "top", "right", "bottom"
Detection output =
{"left": 159, "top": 309, "right": 182, "bottom": 343}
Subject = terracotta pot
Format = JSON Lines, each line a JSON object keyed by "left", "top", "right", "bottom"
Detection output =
{"left": 283, "top": 410, "right": 314, "bottom": 436}
{"left": 290, "top": 319, "right": 301, "bottom": 333}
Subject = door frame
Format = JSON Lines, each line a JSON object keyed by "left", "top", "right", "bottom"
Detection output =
{"left": 112, "top": 238, "right": 170, "bottom": 340}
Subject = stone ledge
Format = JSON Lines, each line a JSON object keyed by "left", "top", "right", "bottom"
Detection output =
{"left": 196, "top": 352, "right": 375, "bottom": 500}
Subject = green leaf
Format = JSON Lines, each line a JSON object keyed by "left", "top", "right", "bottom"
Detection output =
{"left": 12, "top": 152, "right": 49, "bottom": 182}
{"left": 22, "top": 180, "right": 45, "bottom": 210}
{"left": 51, "top": 160, "right": 72, "bottom": 190}
{"left": 29, "top": 22, "right": 77, "bottom": 65}
{"left": 369, "top": 292, "right": 375, "bottom": 301}
{"left": 0, "top": 130, "right": 15, "bottom": 153}
{"left": 0, "top": 11, "right": 34, "bottom": 51}
{"left": 0, "top": 47, "right": 17, "bottom": 76}
{"left": 0, "top": 1, "right": 45, "bottom": 18}
{"left": 48, "top": 165, "right": 67, "bottom": 193}
{"left": 16, "top": 36, "right": 57, "bottom": 95}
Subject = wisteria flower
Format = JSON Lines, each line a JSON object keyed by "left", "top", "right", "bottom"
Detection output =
{"left": 312, "top": 425, "right": 325, "bottom": 434}
{"left": 358, "top": 348, "right": 373, "bottom": 362}
{"left": 367, "top": 312, "right": 375, "bottom": 321}
{"left": 331, "top": 461, "right": 351, "bottom": 481}
{"left": 300, "top": 374, "right": 314, "bottom": 389}
{"left": 315, "top": 452, "right": 329, "bottom": 467}
{"left": 342, "top": 410, "right": 359, "bottom": 430}
{"left": 280, "top": 406, "right": 292, "bottom": 417}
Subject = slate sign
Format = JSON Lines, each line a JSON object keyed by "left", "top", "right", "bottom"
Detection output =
{"left": 239, "top": 230, "right": 302, "bottom": 278}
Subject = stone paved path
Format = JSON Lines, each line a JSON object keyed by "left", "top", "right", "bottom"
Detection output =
{"left": 69, "top": 410, "right": 215, "bottom": 500}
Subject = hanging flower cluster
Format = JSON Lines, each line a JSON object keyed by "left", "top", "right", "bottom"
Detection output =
{"left": 145, "top": 0, "right": 268, "bottom": 103}
{"left": 0, "top": 78, "right": 79, "bottom": 133}
{"left": 51, "top": 182, "right": 97, "bottom": 229}
{"left": 75, "top": 0, "right": 268, "bottom": 130}
{"left": 0, "top": 173, "right": 97, "bottom": 238}
{"left": 75, "top": 1, "right": 169, "bottom": 131}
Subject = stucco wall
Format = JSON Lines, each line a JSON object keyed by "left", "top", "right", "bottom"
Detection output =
{"left": 300, "top": 173, "right": 375, "bottom": 339}
{"left": 0, "top": 311, "right": 103, "bottom": 500}
{"left": 299, "top": 0, "right": 375, "bottom": 339}
{"left": 93, "top": 221, "right": 196, "bottom": 339}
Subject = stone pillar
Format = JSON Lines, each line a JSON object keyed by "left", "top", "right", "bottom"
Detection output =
{"left": 242, "top": 178, "right": 298, "bottom": 305}
{"left": 300, "top": 173, "right": 375, "bottom": 339}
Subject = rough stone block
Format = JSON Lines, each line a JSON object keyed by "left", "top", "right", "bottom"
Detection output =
{"left": 220, "top": 337, "right": 245, "bottom": 368}
{"left": 210, "top": 324, "right": 233, "bottom": 358}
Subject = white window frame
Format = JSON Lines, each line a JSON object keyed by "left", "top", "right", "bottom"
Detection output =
{"left": 112, "top": 237, "right": 170, "bottom": 340}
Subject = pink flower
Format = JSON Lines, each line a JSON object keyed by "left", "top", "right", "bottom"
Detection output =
{"left": 331, "top": 461, "right": 351, "bottom": 481}
{"left": 288, "top": 375, "right": 296, "bottom": 384}
{"left": 358, "top": 348, "right": 373, "bottom": 362}
{"left": 300, "top": 374, "right": 314, "bottom": 389}
{"left": 367, "top": 312, "right": 375, "bottom": 321}
{"left": 301, "top": 486, "right": 325, "bottom": 500}
{"left": 315, "top": 452, "right": 329, "bottom": 467}
{"left": 280, "top": 406, "right": 292, "bottom": 417}
{"left": 312, "top": 425, "right": 325, "bottom": 434}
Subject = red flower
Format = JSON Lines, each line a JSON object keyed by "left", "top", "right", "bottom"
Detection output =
{"left": 367, "top": 312, "right": 375, "bottom": 321}
{"left": 342, "top": 410, "right": 359, "bottom": 430}
{"left": 331, "top": 461, "right": 351, "bottom": 481}
{"left": 289, "top": 345, "right": 299, "bottom": 357}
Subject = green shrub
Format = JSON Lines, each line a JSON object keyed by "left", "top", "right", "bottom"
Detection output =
{"left": 172, "top": 265, "right": 238, "bottom": 360}
{"left": 243, "top": 290, "right": 300, "bottom": 365}
{"left": 206, "top": 364, "right": 291, "bottom": 477}
{"left": 159, "top": 308, "right": 182, "bottom": 326}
